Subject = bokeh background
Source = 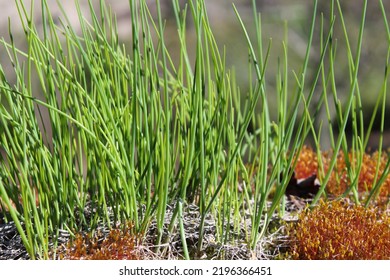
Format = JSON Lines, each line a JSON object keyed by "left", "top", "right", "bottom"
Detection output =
{"left": 1, "top": 0, "right": 390, "bottom": 150}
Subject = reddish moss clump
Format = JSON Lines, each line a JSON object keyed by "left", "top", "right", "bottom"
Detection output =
{"left": 294, "top": 146, "right": 390, "bottom": 200}
{"left": 325, "top": 150, "right": 390, "bottom": 198}
{"left": 57, "top": 223, "right": 140, "bottom": 260}
{"left": 288, "top": 200, "right": 390, "bottom": 259}
{"left": 294, "top": 146, "right": 319, "bottom": 179}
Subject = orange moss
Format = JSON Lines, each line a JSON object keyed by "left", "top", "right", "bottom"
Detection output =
{"left": 294, "top": 146, "right": 319, "bottom": 179}
{"left": 288, "top": 199, "right": 390, "bottom": 259}
{"left": 294, "top": 146, "right": 390, "bottom": 200}
{"left": 57, "top": 222, "right": 140, "bottom": 260}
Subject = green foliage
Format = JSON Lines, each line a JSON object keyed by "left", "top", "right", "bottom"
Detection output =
{"left": 0, "top": 0, "right": 389, "bottom": 259}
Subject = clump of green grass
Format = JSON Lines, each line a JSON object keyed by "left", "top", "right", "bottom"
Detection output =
{"left": 0, "top": 0, "right": 389, "bottom": 259}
